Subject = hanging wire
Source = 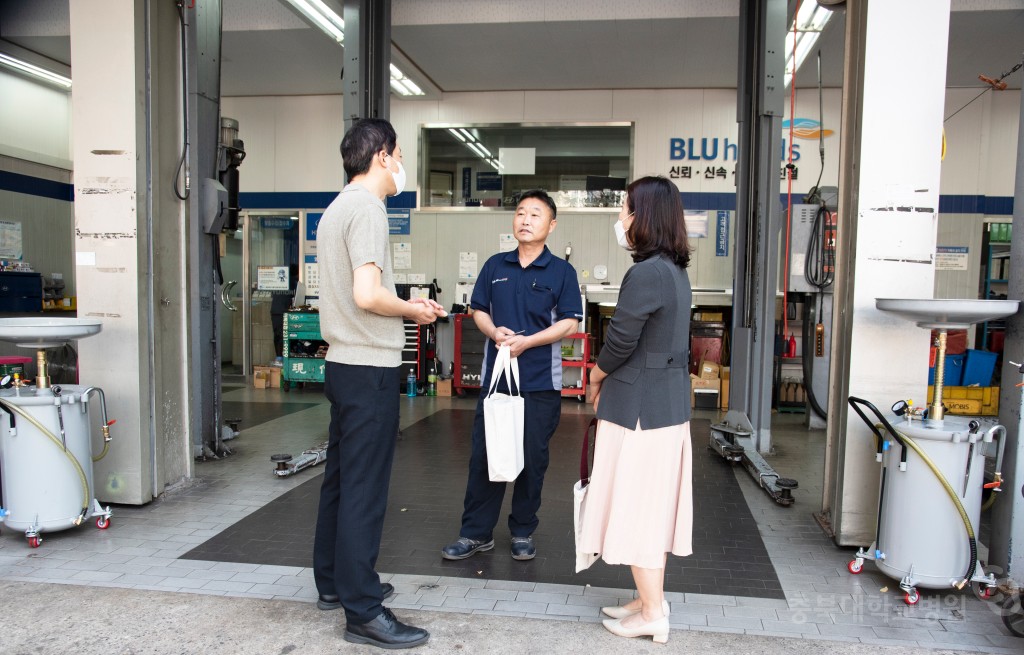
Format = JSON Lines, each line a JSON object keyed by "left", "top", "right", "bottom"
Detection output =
{"left": 944, "top": 60, "right": 1022, "bottom": 124}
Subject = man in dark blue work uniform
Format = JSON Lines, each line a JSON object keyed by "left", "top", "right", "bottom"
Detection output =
{"left": 442, "top": 190, "right": 582, "bottom": 561}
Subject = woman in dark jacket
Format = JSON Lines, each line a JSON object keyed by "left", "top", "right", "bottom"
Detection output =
{"left": 579, "top": 176, "right": 693, "bottom": 645}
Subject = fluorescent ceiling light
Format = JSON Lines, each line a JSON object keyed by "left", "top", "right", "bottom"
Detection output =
{"left": 467, "top": 142, "right": 487, "bottom": 159}
{"left": 283, "top": 0, "right": 345, "bottom": 43}
{"left": 0, "top": 53, "right": 71, "bottom": 89}
{"left": 401, "top": 78, "right": 423, "bottom": 96}
{"left": 783, "top": 2, "right": 833, "bottom": 88}
{"left": 477, "top": 143, "right": 492, "bottom": 157}
{"left": 459, "top": 128, "right": 474, "bottom": 141}
{"left": 448, "top": 128, "right": 466, "bottom": 142}
{"left": 389, "top": 63, "right": 425, "bottom": 96}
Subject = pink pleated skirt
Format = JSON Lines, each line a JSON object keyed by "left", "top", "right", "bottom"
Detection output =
{"left": 578, "top": 419, "right": 693, "bottom": 569}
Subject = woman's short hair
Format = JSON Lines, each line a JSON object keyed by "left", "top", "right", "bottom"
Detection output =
{"left": 624, "top": 176, "right": 691, "bottom": 268}
{"left": 340, "top": 118, "right": 397, "bottom": 180}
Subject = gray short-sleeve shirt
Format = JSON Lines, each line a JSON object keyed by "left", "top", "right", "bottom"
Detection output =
{"left": 317, "top": 183, "right": 404, "bottom": 367}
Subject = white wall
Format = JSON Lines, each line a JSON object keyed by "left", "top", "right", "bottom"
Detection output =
{"left": 0, "top": 70, "right": 73, "bottom": 169}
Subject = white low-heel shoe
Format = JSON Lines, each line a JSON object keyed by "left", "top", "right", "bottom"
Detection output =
{"left": 600, "top": 599, "right": 670, "bottom": 619}
{"left": 602, "top": 615, "right": 670, "bottom": 644}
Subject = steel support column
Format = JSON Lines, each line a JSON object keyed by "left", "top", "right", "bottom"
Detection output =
{"left": 990, "top": 59, "right": 1024, "bottom": 584}
{"left": 343, "top": 0, "right": 391, "bottom": 133}
{"left": 730, "top": 0, "right": 786, "bottom": 454}
{"left": 185, "top": 0, "right": 223, "bottom": 458}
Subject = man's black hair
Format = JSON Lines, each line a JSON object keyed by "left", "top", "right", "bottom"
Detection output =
{"left": 517, "top": 189, "right": 557, "bottom": 220}
{"left": 340, "top": 118, "right": 397, "bottom": 180}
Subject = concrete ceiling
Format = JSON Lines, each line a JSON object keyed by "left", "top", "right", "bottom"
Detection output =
{"left": 0, "top": 0, "right": 1022, "bottom": 97}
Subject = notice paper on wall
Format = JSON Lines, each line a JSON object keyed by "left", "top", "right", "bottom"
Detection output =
{"left": 935, "top": 246, "right": 968, "bottom": 270}
{"left": 456, "top": 282, "right": 475, "bottom": 306}
{"left": 0, "top": 220, "right": 23, "bottom": 259}
{"left": 393, "top": 242, "right": 412, "bottom": 270}
{"left": 684, "top": 210, "right": 708, "bottom": 238}
{"left": 394, "top": 273, "right": 408, "bottom": 284}
{"left": 499, "top": 234, "right": 517, "bottom": 252}
{"left": 258, "top": 266, "right": 289, "bottom": 291}
{"left": 459, "top": 251, "right": 478, "bottom": 279}
{"left": 303, "top": 262, "right": 320, "bottom": 296}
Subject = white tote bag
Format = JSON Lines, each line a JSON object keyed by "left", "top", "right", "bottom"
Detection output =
{"left": 574, "top": 417, "right": 600, "bottom": 572}
{"left": 483, "top": 344, "right": 525, "bottom": 482}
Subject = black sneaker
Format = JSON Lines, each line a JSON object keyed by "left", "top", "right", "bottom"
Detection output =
{"left": 441, "top": 537, "right": 494, "bottom": 560}
{"left": 317, "top": 583, "right": 395, "bottom": 610}
{"left": 510, "top": 536, "right": 536, "bottom": 560}
{"left": 344, "top": 607, "right": 430, "bottom": 649}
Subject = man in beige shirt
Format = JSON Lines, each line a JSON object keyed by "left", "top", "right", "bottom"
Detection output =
{"left": 313, "top": 118, "right": 444, "bottom": 650}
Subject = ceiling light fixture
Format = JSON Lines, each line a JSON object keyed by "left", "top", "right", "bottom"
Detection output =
{"left": 390, "top": 64, "right": 425, "bottom": 97}
{"left": 0, "top": 53, "right": 71, "bottom": 89}
{"left": 783, "top": 1, "right": 834, "bottom": 88}
{"left": 283, "top": 0, "right": 345, "bottom": 43}
{"left": 448, "top": 128, "right": 466, "bottom": 142}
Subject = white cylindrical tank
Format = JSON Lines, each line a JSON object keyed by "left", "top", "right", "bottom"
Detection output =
{"left": 0, "top": 385, "right": 97, "bottom": 534}
{"left": 875, "top": 415, "right": 990, "bottom": 589}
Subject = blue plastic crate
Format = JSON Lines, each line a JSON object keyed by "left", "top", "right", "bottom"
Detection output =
{"left": 928, "top": 353, "right": 965, "bottom": 386}
{"left": 962, "top": 349, "right": 997, "bottom": 387}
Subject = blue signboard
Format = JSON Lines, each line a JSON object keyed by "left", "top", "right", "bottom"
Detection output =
{"left": 715, "top": 211, "right": 729, "bottom": 257}
{"left": 261, "top": 217, "right": 294, "bottom": 230}
{"left": 462, "top": 167, "right": 471, "bottom": 200}
{"left": 388, "top": 210, "right": 411, "bottom": 235}
{"left": 306, "top": 213, "right": 322, "bottom": 241}
{"left": 476, "top": 172, "right": 502, "bottom": 191}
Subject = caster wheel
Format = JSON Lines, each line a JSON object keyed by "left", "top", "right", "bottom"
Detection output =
{"left": 96, "top": 516, "right": 110, "bottom": 530}
{"left": 1002, "top": 592, "right": 1024, "bottom": 637}
{"left": 27, "top": 536, "right": 41, "bottom": 548}
{"left": 905, "top": 590, "right": 920, "bottom": 605}
{"left": 973, "top": 581, "right": 995, "bottom": 600}
{"left": 847, "top": 559, "right": 863, "bottom": 574}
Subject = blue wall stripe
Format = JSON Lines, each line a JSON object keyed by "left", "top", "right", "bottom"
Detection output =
{"left": 3, "top": 172, "right": 1016, "bottom": 216}
{"left": 0, "top": 170, "right": 74, "bottom": 202}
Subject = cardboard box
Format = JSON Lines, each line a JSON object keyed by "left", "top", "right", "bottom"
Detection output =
{"left": 693, "top": 389, "right": 719, "bottom": 409}
{"left": 436, "top": 378, "right": 452, "bottom": 397}
{"left": 253, "top": 365, "right": 281, "bottom": 389}
{"left": 690, "top": 375, "right": 720, "bottom": 406}
{"left": 699, "top": 360, "right": 721, "bottom": 380}
{"left": 720, "top": 367, "right": 730, "bottom": 410}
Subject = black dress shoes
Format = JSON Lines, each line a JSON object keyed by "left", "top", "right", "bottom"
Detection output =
{"left": 344, "top": 607, "right": 430, "bottom": 649}
{"left": 441, "top": 537, "right": 494, "bottom": 560}
{"left": 317, "top": 583, "right": 395, "bottom": 610}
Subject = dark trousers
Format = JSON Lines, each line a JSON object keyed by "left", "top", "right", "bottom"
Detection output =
{"left": 313, "top": 362, "right": 399, "bottom": 625}
{"left": 460, "top": 390, "right": 562, "bottom": 541}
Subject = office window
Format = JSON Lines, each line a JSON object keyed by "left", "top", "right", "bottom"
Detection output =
{"left": 419, "top": 123, "right": 633, "bottom": 209}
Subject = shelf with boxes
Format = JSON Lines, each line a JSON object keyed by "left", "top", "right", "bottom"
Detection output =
{"left": 773, "top": 318, "right": 806, "bottom": 413}
{"left": 980, "top": 222, "right": 1012, "bottom": 352}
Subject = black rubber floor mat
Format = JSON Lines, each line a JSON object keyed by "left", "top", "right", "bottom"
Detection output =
{"left": 182, "top": 410, "right": 782, "bottom": 598}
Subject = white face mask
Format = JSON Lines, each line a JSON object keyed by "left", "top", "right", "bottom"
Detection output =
{"left": 614, "top": 219, "right": 630, "bottom": 249}
{"left": 386, "top": 155, "right": 407, "bottom": 196}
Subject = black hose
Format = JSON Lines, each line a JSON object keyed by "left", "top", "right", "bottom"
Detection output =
{"left": 801, "top": 297, "right": 827, "bottom": 419}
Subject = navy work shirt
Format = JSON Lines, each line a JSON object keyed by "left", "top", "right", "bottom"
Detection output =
{"left": 471, "top": 246, "right": 583, "bottom": 392}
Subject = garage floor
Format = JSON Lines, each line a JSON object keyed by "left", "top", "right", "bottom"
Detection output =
{"left": 0, "top": 385, "right": 1018, "bottom": 652}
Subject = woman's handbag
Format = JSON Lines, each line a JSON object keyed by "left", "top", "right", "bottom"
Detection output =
{"left": 483, "top": 344, "right": 525, "bottom": 482}
{"left": 574, "top": 417, "right": 600, "bottom": 572}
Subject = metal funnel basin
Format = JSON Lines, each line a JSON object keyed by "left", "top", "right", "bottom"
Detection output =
{"left": 876, "top": 298, "right": 1020, "bottom": 329}
{"left": 0, "top": 318, "right": 103, "bottom": 349}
